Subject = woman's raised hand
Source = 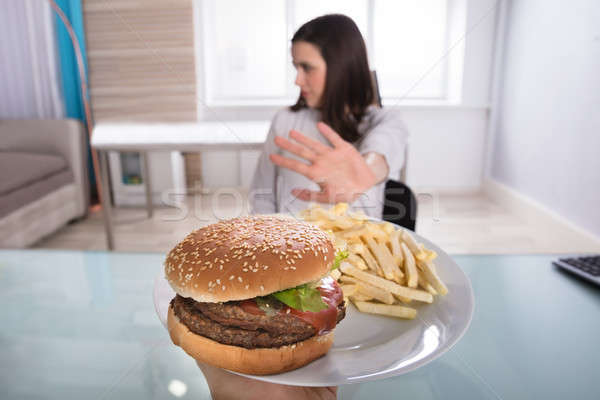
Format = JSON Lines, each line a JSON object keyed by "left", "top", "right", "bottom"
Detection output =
{"left": 270, "top": 122, "right": 377, "bottom": 204}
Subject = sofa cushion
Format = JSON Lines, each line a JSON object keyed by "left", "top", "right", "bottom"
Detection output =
{"left": 0, "top": 169, "right": 74, "bottom": 219}
{"left": 0, "top": 151, "right": 69, "bottom": 195}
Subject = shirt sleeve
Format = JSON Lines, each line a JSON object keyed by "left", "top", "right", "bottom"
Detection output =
{"left": 249, "top": 115, "right": 279, "bottom": 214}
{"left": 358, "top": 108, "right": 409, "bottom": 180}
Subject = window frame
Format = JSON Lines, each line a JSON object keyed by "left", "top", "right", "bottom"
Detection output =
{"left": 194, "top": 0, "right": 463, "bottom": 109}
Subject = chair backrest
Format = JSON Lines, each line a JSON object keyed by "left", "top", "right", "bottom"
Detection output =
{"left": 382, "top": 179, "right": 417, "bottom": 231}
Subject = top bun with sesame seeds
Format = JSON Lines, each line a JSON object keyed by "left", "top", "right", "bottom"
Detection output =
{"left": 164, "top": 215, "right": 335, "bottom": 303}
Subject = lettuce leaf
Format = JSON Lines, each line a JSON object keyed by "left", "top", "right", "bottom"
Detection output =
{"left": 272, "top": 283, "right": 328, "bottom": 312}
{"left": 331, "top": 250, "right": 349, "bottom": 271}
{"left": 269, "top": 250, "right": 348, "bottom": 312}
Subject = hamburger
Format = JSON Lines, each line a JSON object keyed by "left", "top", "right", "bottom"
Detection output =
{"left": 165, "top": 215, "right": 347, "bottom": 375}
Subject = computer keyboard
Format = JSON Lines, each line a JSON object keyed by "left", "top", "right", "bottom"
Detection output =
{"left": 553, "top": 255, "right": 600, "bottom": 286}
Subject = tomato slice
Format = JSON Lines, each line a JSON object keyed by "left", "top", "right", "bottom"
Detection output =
{"left": 238, "top": 276, "right": 344, "bottom": 335}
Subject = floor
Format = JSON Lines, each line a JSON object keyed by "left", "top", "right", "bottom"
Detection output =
{"left": 35, "top": 190, "right": 600, "bottom": 255}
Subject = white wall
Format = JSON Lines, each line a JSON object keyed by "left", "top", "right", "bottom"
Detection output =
{"left": 199, "top": 0, "right": 499, "bottom": 192}
{"left": 488, "top": 0, "right": 600, "bottom": 237}
{"left": 402, "top": 107, "right": 488, "bottom": 191}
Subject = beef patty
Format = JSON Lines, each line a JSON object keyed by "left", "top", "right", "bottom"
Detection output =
{"left": 171, "top": 295, "right": 346, "bottom": 349}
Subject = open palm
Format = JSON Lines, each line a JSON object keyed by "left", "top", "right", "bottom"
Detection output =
{"left": 270, "top": 122, "right": 377, "bottom": 204}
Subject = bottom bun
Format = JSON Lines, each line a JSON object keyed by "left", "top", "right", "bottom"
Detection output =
{"left": 168, "top": 305, "right": 334, "bottom": 375}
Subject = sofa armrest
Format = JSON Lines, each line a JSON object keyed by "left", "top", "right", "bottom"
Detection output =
{"left": 0, "top": 119, "right": 90, "bottom": 217}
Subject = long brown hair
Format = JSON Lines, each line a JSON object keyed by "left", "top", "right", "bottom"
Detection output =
{"left": 290, "top": 14, "right": 374, "bottom": 143}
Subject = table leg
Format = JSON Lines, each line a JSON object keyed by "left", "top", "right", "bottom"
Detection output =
{"left": 141, "top": 151, "right": 153, "bottom": 218}
{"left": 98, "top": 150, "right": 115, "bottom": 250}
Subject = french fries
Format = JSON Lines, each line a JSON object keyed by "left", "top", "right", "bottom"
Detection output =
{"left": 338, "top": 273, "right": 360, "bottom": 285}
{"left": 350, "top": 293, "right": 373, "bottom": 302}
{"left": 401, "top": 230, "right": 422, "bottom": 257}
{"left": 300, "top": 202, "right": 449, "bottom": 320}
{"left": 346, "top": 254, "right": 368, "bottom": 270}
{"left": 354, "top": 301, "right": 417, "bottom": 319}
{"left": 401, "top": 242, "right": 418, "bottom": 288}
{"left": 340, "top": 225, "right": 371, "bottom": 240}
{"left": 417, "top": 259, "right": 448, "bottom": 296}
{"left": 364, "top": 236, "right": 398, "bottom": 281}
{"left": 389, "top": 229, "right": 404, "bottom": 266}
{"left": 340, "top": 284, "right": 358, "bottom": 298}
{"left": 418, "top": 275, "right": 438, "bottom": 295}
{"left": 332, "top": 202, "right": 348, "bottom": 216}
{"left": 340, "top": 264, "right": 433, "bottom": 303}
{"left": 358, "top": 247, "right": 381, "bottom": 274}
{"left": 356, "top": 281, "right": 395, "bottom": 305}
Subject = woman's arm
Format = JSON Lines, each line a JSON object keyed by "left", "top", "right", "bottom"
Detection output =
{"left": 363, "top": 152, "right": 389, "bottom": 184}
{"left": 359, "top": 108, "right": 408, "bottom": 180}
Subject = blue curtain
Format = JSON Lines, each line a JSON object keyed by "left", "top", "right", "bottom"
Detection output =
{"left": 55, "top": 0, "right": 87, "bottom": 120}
{"left": 54, "top": 0, "right": 97, "bottom": 199}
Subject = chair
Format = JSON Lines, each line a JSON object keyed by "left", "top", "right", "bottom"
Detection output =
{"left": 382, "top": 180, "right": 417, "bottom": 231}
{"left": 371, "top": 71, "right": 417, "bottom": 231}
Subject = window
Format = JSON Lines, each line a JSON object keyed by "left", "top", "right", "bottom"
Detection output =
{"left": 197, "top": 0, "right": 456, "bottom": 106}
{"left": 373, "top": 0, "right": 448, "bottom": 100}
{"left": 201, "top": 0, "right": 288, "bottom": 102}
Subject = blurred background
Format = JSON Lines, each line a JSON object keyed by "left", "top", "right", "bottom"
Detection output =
{"left": 1, "top": 0, "right": 598, "bottom": 254}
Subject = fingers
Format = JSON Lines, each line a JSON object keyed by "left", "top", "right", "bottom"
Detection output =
{"left": 289, "top": 129, "right": 331, "bottom": 154}
{"left": 292, "top": 187, "right": 361, "bottom": 204}
{"left": 317, "top": 122, "right": 347, "bottom": 148}
{"left": 269, "top": 154, "right": 314, "bottom": 179}
{"left": 291, "top": 188, "right": 332, "bottom": 203}
{"left": 273, "top": 135, "right": 316, "bottom": 162}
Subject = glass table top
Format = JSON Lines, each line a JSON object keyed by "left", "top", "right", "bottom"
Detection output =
{"left": 0, "top": 250, "right": 598, "bottom": 399}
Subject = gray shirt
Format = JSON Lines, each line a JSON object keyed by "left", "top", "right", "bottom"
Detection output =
{"left": 249, "top": 105, "right": 408, "bottom": 219}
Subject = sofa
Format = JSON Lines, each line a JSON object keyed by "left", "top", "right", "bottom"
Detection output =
{"left": 0, "top": 119, "right": 89, "bottom": 248}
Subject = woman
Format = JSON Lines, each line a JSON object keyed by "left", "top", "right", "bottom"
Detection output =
{"left": 250, "top": 14, "right": 407, "bottom": 218}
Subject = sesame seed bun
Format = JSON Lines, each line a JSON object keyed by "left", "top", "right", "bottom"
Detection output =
{"left": 164, "top": 215, "right": 335, "bottom": 302}
{"left": 168, "top": 306, "right": 334, "bottom": 375}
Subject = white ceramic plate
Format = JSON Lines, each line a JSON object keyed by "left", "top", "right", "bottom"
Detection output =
{"left": 153, "top": 228, "right": 474, "bottom": 386}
